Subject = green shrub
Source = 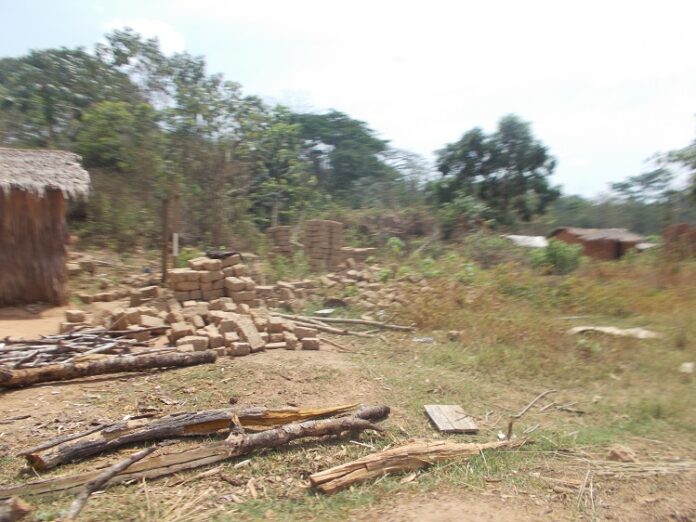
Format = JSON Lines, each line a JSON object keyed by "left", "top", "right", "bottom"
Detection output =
{"left": 530, "top": 239, "right": 582, "bottom": 275}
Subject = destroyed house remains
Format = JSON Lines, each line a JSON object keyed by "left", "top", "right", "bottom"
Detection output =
{"left": 0, "top": 147, "right": 90, "bottom": 306}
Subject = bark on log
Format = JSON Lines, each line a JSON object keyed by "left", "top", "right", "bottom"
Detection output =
{"left": 21, "top": 404, "right": 359, "bottom": 471}
{"left": 64, "top": 446, "right": 157, "bottom": 521}
{"left": 310, "top": 438, "right": 525, "bottom": 494}
{"left": 0, "top": 351, "right": 216, "bottom": 388}
{"left": 0, "top": 405, "right": 390, "bottom": 499}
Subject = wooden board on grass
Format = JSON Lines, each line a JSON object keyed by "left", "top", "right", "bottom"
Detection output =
{"left": 424, "top": 404, "right": 479, "bottom": 434}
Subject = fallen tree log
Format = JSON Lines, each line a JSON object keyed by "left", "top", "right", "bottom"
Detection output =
{"left": 310, "top": 438, "right": 525, "bottom": 494}
{"left": 21, "top": 404, "right": 358, "bottom": 470}
{"left": 0, "top": 405, "right": 389, "bottom": 499}
{"left": 0, "top": 351, "right": 216, "bottom": 388}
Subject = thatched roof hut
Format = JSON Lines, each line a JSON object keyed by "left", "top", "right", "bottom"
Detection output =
{"left": 549, "top": 227, "right": 644, "bottom": 261}
{"left": 0, "top": 147, "right": 90, "bottom": 306}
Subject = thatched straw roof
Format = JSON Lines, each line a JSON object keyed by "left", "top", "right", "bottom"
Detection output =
{"left": 0, "top": 147, "right": 90, "bottom": 198}
{"left": 550, "top": 227, "right": 644, "bottom": 242}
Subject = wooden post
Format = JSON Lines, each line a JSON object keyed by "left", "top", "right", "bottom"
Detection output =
{"left": 161, "top": 196, "right": 170, "bottom": 284}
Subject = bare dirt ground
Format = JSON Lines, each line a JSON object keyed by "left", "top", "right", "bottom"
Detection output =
{"left": 1, "top": 305, "right": 696, "bottom": 521}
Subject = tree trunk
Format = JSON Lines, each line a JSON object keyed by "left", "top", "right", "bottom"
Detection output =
{"left": 0, "top": 405, "right": 390, "bottom": 499}
{"left": 21, "top": 404, "right": 358, "bottom": 471}
{"left": 0, "top": 351, "right": 216, "bottom": 388}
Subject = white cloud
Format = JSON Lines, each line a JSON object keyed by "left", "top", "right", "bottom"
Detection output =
{"left": 103, "top": 18, "right": 186, "bottom": 55}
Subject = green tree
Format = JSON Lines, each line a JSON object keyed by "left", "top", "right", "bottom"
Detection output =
{"left": 433, "top": 114, "right": 560, "bottom": 224}
{"left": 293, "top": 110, "right": 396, "bottom": 201}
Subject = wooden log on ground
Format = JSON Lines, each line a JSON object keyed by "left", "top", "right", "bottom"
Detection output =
{"left": 0, "top": 405, "right": 390, "bottom": 499}
{"left": 0, "top": 351, "right": 216, "bottom": 388}
{"left": 21, "top": 404, "right": 359, "bottom": 471}
{"left": 310, "top": 438, "right": 525, "bottom": 495}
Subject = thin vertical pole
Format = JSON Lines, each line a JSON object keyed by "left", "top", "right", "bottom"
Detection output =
{"left": 161, "top": 196, "right": 170, "bottom": 284}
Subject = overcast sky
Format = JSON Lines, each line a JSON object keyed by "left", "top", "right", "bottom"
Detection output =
{"left": 2, "top": 0, "right": 695, "bottom": 196}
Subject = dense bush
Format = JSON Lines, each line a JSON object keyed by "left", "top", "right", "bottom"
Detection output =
{"left": 530, "top": 239, "right": 582, "bottom": 274}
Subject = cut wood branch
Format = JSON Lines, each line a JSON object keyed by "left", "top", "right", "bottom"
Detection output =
{"left": 310, "top": 438, "right": 525, "bottom": 494}
{"left": 0, "top": 405, "right": 390, "bottom": 499}
{"left": 0, "top": 350, "right": 216, "bottom": 388}
{"left": 272, "top": 313, "right": 413, "bottom": 332}
{"left": 506, "top": 389, "right": 557, "bottom": 440}
{"left": 64, "top": 445, "right": 158, "bottom": 521}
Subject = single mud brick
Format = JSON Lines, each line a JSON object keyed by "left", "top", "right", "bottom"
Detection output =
{"left": 188, "top": 257, "right": 210, "bottom": 270}
{"left": 269, "top": 333, "right": 285, "bottom": 343}
{"left": 224, "top": 277, "right": 246, "bottom": 292}
{"left": 231, "top": 264, "right": 248, "bottom": 277}
{"left": 234, "top": 316, "right": 265, "bottom": 351}
{"left": 252, "top": 315, "right": 268, "bottom": 331}
{"left": 212, "top": 279, "right": 225, "bottom": 290}
{"left": 214, "top": 346, "right": 227, "bottom": 357}
{"left": 265, "top": 342, "right": 287, "bottom": 350}
{"left": 108, "top": 309, "right": 129, "bottom": 330}
{"left": 236, "top": 303, "right": 251, "bottom": 314}
{"left": 301, "top": 337, "right": 320, "bottom": 350}
{"left": 240, "top": 276, "right": 256, "bottom": 290}
{"left": 176, "top": 335, "right": 209, "bottom": 351}
{"left": 223, "top": 331, "right": 240, "bottom": 346}
{"left": 229, "top": 342, "right": 251, "bottom": 356}
{"left": 259, "top": 332, "right": 269, "bottom": 342}
{"left": 284, "top": 332, "right": 299, "bottom": 350}
{"left": 203, "top": 289, "right": 224, "bottom": 301}
{"left": 64, "top": 309, "right": 86, "bottom": 323}
{"left": 67, "top": 263, "right": 81, "bottom": 276}
{"left": 59, "top": 321, "right": 87, "bottom": 334}
{"left": 76, "top": 293, "right": 93, "bottom": 304}
{"left": 203, "top": 325, "right": 225, "bottom": 349}
{"left": 125, "top": 325, "right": 150, "bottom": 342}
{"left": 199, "top": 270, "right": 223, "bottom": 283}
{"left": 202, "top": 258, "right": 222, "bottom": 271}
{"left": 138, "top": 285, "right": 160, "bottom": 299}
{"left": 294, "top": 326, "right": 318, "bottom": 339}
{"left": 221, "top": 253, "right": 241, "bottom": 268}
{"left": 172, "top": 280, "right": 200, "bottom": 291}
{"left": 176, "top": 343, "right": 195, "bottom": 353}
{"left": 139, "top": 315, "right": 166, "bottom": 329}
{"left": 229, "top": 290, "right": 255, "bottom": 302}
{"left": 168, "top": 268, "right": 199, "bottom": 282}
{"left": 266, "top": 316, "right": 285, "bottom": 333}
{"left": 190, "top": 290, "right": 203, "bottom": 300}
{"left": 166, "top": 310, "right": 184, "bottom": 324}
{"left": 174, "top": 291, "right": 191, "bottom": 302}
{"left": 170, "top": 322, "right": 195, "bottom": 342}
{"left": 124, "top": 307, "right": 141, "bottom": 325}
{"left": 209, "top": 297, "right": 232, "bottom": 310}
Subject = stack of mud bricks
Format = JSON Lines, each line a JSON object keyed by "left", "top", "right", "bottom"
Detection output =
{"left": 304, "top": 220, "right": 344, "bottom": 272}
{"left": 266, "top": 226, "right": 294, "bottom": 257}
{"left": 168, "top": 255, "right": 258, "bottom": 306}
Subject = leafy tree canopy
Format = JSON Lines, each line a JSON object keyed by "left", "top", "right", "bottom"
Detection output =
{"left": 433, "top": 114, "right": 560, "bottom": 224}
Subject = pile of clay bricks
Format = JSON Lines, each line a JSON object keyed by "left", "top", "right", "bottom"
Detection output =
{"left": 266, "top": 226, "right": 294, "bottom": 257}
{"left": 304, "top": 219, "right": 344, "bottom": 272}
{"left": 167, "top": 255, "right": 258, "bottom": 306}
{"left": 254, "top": 279, "right": 318, "bottom": 309}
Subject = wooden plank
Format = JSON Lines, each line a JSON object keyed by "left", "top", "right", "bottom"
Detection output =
{"left": 424, "top": 405, "right": 478, "bottom": 434}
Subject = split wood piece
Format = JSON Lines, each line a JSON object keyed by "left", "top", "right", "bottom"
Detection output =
{"left": 64, "top": 446, "right": 157, "bottom": 521}
{"left": 0, "top": 351, "right": 216, "bottom": 388}
{"left": 310, "top": 438, "right": 525, "bottom": 495}
{"left": 272, "top": 313, "right": 413, "bottom": 332}
{"left": 0, "top": 496, "right": 31, "bottom": 522}
{"left": 424, "top": 405, "right": 478, "bottom": 434}
{"left": 291, "top": 320, "right": 375, "bottom": 338}
{"left": 0, "top": 405, "right": 390, "bottom": 499}
{"left": 21, "top": 404, "right": 359, "bottom": 470}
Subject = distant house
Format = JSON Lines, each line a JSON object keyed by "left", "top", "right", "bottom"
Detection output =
{"left": 0, "top": 147, "right": 90, "bottom": 306}
{"left": 549, "top": 227, "right": 644, "bottom": 261}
